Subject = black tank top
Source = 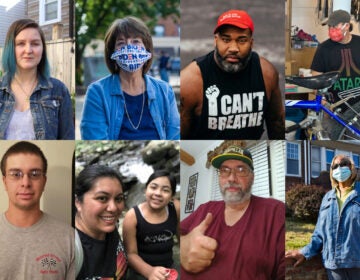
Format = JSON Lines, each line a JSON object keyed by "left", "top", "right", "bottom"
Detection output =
{"left": 193, "top": 51, "right": 268, "bottom": 139}
{"left": 134, "top": 202, "right": 177, "bottom": 267}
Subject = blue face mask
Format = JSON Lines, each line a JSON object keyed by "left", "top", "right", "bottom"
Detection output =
{"left": 332, "top": 166, "right": 351, "bottom": 182}
{"left": 111, "top": 44, "right": 151, "bottom": 73}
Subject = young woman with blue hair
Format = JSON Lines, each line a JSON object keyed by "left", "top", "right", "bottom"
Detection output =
{"left": 0, "top": 19, "right": 74, "bottom": 139}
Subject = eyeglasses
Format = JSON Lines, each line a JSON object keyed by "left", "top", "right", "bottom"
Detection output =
{"left": 218, "top": 166, "right": 252, "bottom": 178}
{"left": 6, "top": 170, "right": 45, "bottom": 181}
{"left": 332, "top": 160, "right": 351, "bottom": 170}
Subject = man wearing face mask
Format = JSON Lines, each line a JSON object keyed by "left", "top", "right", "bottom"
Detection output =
{"left": 311, "top": 10, "right": 360, "bottom": 103}
{"left": 180, "top": 10, "right": 284, "bottom": 139}
{"left": 286, "top": 155, "right": 360, "bottom": 279}
{"left": 80, "top": 16, "right": 180, "bottom": 140}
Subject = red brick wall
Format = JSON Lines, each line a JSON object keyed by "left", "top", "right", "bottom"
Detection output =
{"left": 286, "top": 255, "right": 327, "bottom": 280}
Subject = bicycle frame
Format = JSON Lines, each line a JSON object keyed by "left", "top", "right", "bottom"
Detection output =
{"left": 285, "top": 94, "right": 360, "bottom": 137}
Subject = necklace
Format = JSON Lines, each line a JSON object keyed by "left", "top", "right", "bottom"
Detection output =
{"left": 13, "top": 75, "right": 37, "bottom": 102}
{"left": 123, "top": 83, "right": 145, "bottom": 130}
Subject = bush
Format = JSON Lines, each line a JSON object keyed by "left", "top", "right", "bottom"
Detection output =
{"left": 286, "top": 184, "right": 327, "bottom": 222}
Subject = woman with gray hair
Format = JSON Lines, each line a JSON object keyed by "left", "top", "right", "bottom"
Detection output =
{"left": 286, "top": 154, "right": 360, "bottom": 280}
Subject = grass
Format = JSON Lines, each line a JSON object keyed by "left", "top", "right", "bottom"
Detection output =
{"left": 286, "top": 217, "right": 316, "bottom": 251}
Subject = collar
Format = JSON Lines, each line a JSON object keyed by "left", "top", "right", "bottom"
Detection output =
{"left": 0, "top": 73, "right": 53, "bottom": 92}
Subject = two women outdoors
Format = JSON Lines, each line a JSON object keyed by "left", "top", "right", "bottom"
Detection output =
{"left": 75, "top": 165, "right": 179, "bottom": 280}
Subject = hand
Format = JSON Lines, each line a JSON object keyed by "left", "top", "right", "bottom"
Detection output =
{"left": 285, "top": 250, "right": 306, "bottom": 267}
{"left": 148, "top": 266, "right": 169, "bottom": 280}
{"left": 180, "top": 213, "right": 218, "bottom": 273}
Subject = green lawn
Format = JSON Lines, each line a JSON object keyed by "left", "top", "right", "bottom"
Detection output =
{"left": 286, "top": 217, "right": 316, "bottom": 251}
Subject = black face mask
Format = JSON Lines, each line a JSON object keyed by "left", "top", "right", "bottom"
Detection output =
{"left": 214, "top": 46, "right": 252, "bottom": 73}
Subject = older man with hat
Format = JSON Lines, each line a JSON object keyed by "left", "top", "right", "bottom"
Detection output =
{"left": 180, "top": 9, "right": 284, "bottom": 140}
{"left": 180, "top": 146, "right": 285, "bottom": 280}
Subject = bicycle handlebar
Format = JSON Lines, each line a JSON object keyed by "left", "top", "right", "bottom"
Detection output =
{"left": 285, "top": 71, "right": 340, "bottom": 90}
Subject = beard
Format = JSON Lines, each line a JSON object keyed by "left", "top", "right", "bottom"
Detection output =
{"left": 220, "top": 182, "right": 252, "bottom": 204}
{"left": 214, "top": 46, "right": 252, "bottom": 73}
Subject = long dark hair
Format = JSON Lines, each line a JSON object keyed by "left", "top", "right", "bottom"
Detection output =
{"left": 75, "top": 165, "right": 124, "bottom": 203}
{"left": 145, "top": 170, "right": 177, "bottom": 195}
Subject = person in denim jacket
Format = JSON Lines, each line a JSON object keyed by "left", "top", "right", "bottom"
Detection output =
{"left": 0, "top": 19, "right": 74, "bottom": 140}
{"left": 80, "top": 17, "right": 180, "bottom": 140}
{"left": 286, "top": 155, "right": 360, "bottom": 280}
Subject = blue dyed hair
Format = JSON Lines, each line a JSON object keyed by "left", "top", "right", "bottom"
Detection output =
{"left": 2, "top": 19, "right": 50, "bottom": 79}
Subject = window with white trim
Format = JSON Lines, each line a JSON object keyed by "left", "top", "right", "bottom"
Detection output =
{"left": 311, "top": 146, "right": 321, "bottom": 177}
{"left": 326, "top": 149, "right": 335, "bottom": 171}
{"left": 286, "top": 142, "right": 301, "bottom": 176}
{"left": 39, "top": 0, "right": 61, "bottom": 26}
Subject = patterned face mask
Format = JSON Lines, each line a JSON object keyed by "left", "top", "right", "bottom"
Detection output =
{"left": 111, "top": 44, "right": 152, "bottom": 72}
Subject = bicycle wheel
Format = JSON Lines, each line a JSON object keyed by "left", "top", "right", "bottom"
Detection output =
{"left": 331, "top": 102, "right": 360, "bottom": 140}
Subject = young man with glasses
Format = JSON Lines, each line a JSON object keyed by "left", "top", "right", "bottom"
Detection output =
{"left": 0, "top": 141, "right": 74, "bottom": 279}
{"left": 180, "top": 146, "right": 285, "bottom": 279}
{"left": 286, "top": 154, "right": 360, "bottom": 280}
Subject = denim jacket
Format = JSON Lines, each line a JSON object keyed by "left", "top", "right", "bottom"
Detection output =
{"left": 300, "top": 184, "right": 360, "bottom": 269}
{"left": 80, "top": 74, "right": 180, "bottom": 140}
{"left": 0, "top": 74, "right": 74, "bottom": 139}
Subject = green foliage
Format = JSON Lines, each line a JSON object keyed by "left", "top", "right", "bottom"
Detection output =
{"left": 286, "top": 217, "right": 315, "bottom": 250}
{"left": 75, "top": 0, "right": 179, "bottom": 85}
{"left": 286, "top": 184, "right": 327, "bottom": 222}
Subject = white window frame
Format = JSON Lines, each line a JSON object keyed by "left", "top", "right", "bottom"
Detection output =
{"left": 286, "top": 141, "right": 301, "bottom": 177}
{"left": 39, "top": 0, "right": 61, "bottom": 26}
{"left": 311, "top": 146, "right": 322, "bottom": 178}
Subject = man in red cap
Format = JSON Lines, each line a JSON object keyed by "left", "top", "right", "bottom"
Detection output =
{"left": 180, "top": 146, "right": 285, "bottom": 279}
{"left": 180, "top": 10, "right": 284, "bottom": 140}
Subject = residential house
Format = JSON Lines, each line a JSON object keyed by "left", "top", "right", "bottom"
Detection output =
{"left": 286, "top": 141, "right": 360, "bottom": 190}
{"left": 180, "top": 140, "right": 285, "bottom": 219}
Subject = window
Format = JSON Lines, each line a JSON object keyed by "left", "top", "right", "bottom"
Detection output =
{"left": 286, "top": 142, "right": 301, "bottom": 176}
{"left": 39, "top": 0, "right": 61, "bottom": 25}
{"left": 311, "top": 146, "right": 321, "bottom": 177}
{"left": 326, "top": 149, "right": 335, "bottom": 171}
{"left": 353, "top": 154, "right": 360, "bottom": 169}
{"left": 154, "top": 25, "right": 165, "bottom": 37}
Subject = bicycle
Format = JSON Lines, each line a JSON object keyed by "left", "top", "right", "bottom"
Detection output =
{"left": 285, "top": 71, "right": 360, "bottom": 140}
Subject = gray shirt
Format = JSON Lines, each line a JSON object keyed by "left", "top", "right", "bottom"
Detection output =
{"left": 0, "top": 212, "right": 75, "bottom": 280}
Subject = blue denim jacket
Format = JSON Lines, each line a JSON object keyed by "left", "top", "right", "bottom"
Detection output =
{"left": 80, "top": 74, "right": 180, "bottom": 140}
{"left": 300, "top": 185, "right": 360, "bottom": 269}
{"left": 0, "top": 74, "right": 74, "bottom": 139}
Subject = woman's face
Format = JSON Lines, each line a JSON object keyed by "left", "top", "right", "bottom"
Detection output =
{"left": 114, "top": 36, "right": 145, "bottom": 50}
{"left": 145, "top": 176, "right": 173, "bottom": 210}
{"left": 15, "top": 27, "right": 43, "bottom": 72}
{"left": 76, "top": 177, "right": 125, "bottom": 240}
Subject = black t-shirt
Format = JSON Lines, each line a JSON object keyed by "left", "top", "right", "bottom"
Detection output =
{"left": 134, "top": 202, "right": 178, "bottom": 267}
{"left": 193, "top": 51, "right": 268, "bottom": 139}
{"left": 76, "top": 229, "right": 127, "bottom": 280}
{"left": 311, "top": 34, "right": 360, "bottom": 103}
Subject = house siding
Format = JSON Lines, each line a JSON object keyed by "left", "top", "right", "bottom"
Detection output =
{"left": 0, "top": 2, "right": 26, "bottom": 47}
{"left": 27, "top": 0, "right": 72, "bottom": 40}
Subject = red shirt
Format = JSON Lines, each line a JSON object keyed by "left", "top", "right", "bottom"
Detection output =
{"left": 180, "top": 196, "right": 285, "bottom": 280}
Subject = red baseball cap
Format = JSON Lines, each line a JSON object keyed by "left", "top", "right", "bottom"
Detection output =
{"left": 214, "top": 10, "right": 254, "bottom": 34}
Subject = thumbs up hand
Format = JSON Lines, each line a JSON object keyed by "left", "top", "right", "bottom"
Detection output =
{"left": 180, "top": 213, "right": 218, "bottom": 273}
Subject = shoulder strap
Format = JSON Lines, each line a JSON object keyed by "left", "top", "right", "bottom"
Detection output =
{"left": 75, "top": 229, "right": 84, "bottom": 277}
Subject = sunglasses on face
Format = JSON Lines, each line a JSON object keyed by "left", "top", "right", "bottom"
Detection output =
{"left": 332, "top": 160, "right": 351, "bottom": 170}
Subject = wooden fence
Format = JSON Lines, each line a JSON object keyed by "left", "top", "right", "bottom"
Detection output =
{"left": 0, "top": 38, "right": 75, "bottom": 93}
